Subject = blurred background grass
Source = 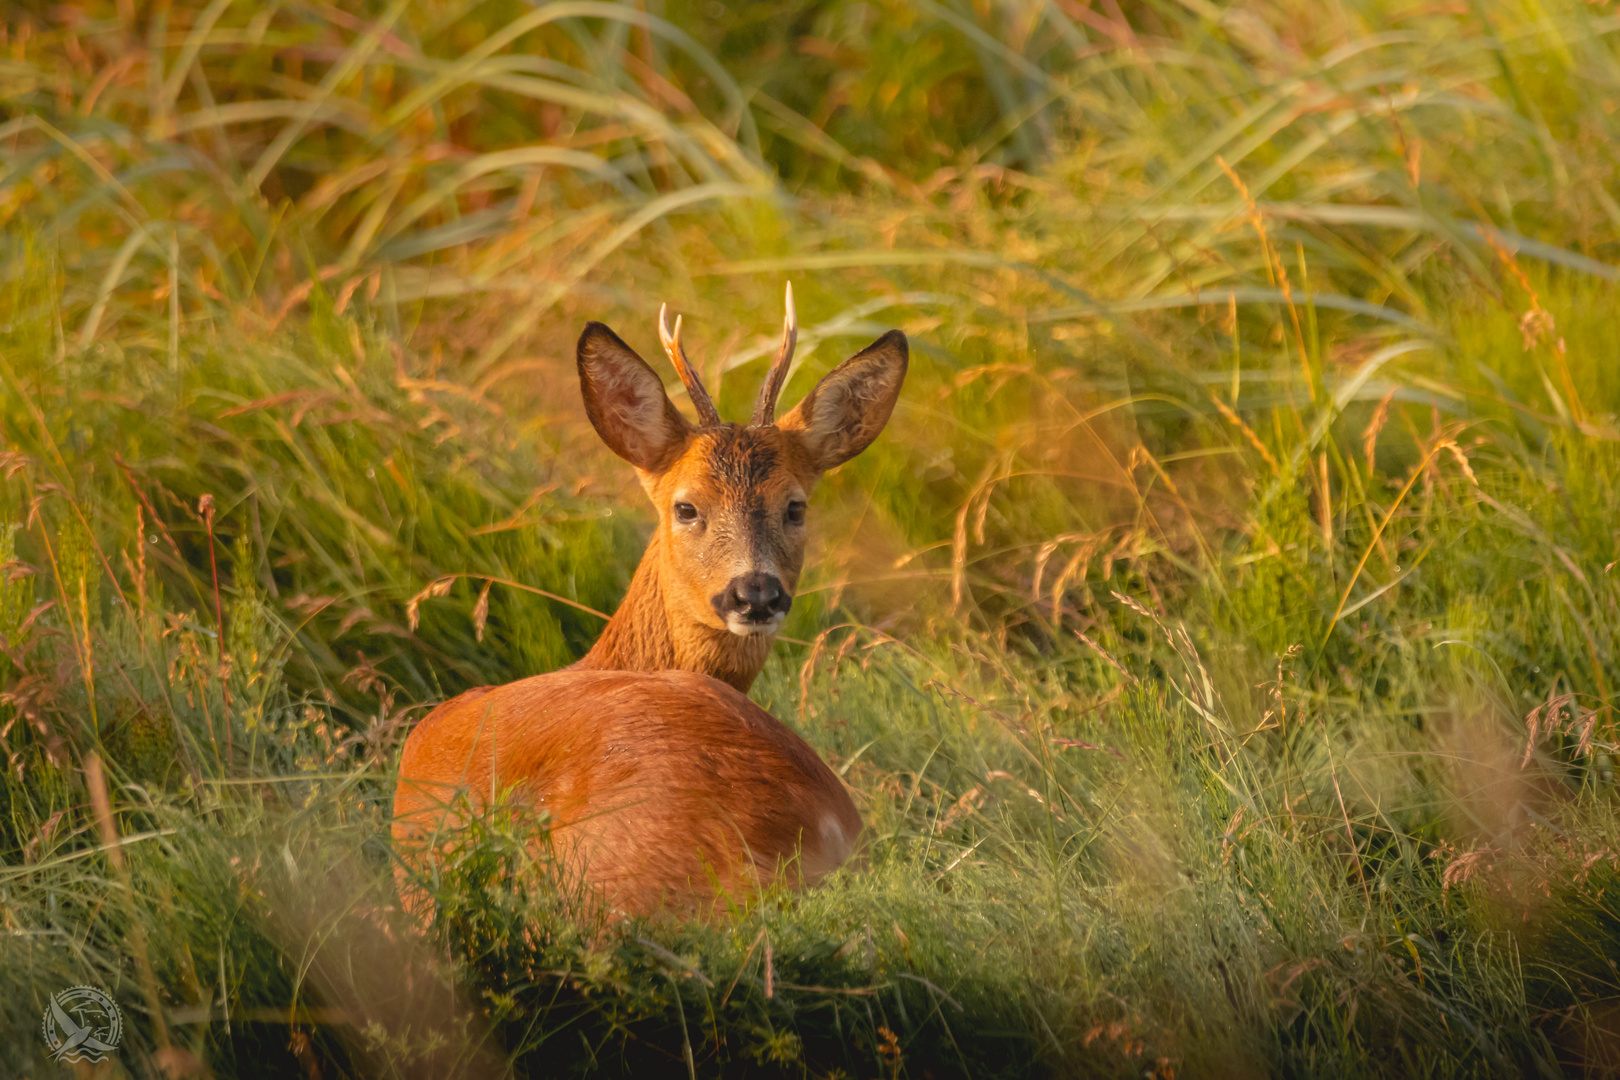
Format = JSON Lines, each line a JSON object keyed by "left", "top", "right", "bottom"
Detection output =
{"left": 3, "top": 0, "right": 1620, "bottom": 1075}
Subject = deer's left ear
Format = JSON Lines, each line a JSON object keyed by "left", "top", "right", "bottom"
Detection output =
{"left": 778, "top": 330, "right": 907, "bottom": 473}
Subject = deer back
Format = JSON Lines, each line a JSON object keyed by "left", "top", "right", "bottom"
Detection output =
{"left": 393, "top": 669, "right": 862, "bottom": 915}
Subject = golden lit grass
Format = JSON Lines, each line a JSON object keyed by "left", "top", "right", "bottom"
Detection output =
{"left": 2, "top": 1, "right": 1619, "bottom": 1076}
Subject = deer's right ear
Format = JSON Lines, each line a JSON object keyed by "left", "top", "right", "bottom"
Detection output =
{"left": 578, "top": 323, "right": 692, "bottom": 472}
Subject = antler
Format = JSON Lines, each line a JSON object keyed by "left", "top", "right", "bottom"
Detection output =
{"left": 750, "top": 282, "right": 798, "bottom": 427}
{"left": 658, "top": 303, "right": 722, "bottom": 428}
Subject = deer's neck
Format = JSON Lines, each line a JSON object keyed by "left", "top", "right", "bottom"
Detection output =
{"left": 578, "top": 532, "right": 772, "bottom": 694}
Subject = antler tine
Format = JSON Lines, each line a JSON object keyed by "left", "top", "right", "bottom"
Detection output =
{"left": 658, "top": 303, "right": 722, "bottom": 428}
{"left": 750, "top": 282, "right": 798, "bottom": 427}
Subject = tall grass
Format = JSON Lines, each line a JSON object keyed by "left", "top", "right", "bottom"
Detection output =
{"left": 3, "top": 0, "right": 1620, "bottom": 1075}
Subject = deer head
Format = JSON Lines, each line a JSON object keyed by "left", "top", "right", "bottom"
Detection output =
{"left": 576, "top": 286, "right": 907, "bottom": 668}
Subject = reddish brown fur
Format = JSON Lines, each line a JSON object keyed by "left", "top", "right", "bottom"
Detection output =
{"left": 394, "top": 670, "right": 863, "bottom": 914}
{"left": 393, "top": 312, "right": 906, "bottom": 917}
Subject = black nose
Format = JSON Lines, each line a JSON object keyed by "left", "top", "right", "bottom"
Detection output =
{"left": 712, "top": 572, "right": 792, "bottom": 623}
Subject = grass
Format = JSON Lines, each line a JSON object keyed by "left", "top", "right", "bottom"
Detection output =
{"left": 2, "top": 0, "right": 1620, "bottom": 1075}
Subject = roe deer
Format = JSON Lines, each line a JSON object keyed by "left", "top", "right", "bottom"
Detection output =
{"left": 394, "top": 287, "right": 907, "bottom": 916}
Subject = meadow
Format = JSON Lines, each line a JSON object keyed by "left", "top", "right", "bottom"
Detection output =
{"left": 2, "top": 0, "right": 1620, "bottom": 1075}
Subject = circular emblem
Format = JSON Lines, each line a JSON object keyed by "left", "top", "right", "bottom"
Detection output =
{"left": 41, "top": 985, "right": 123, "bottom": 1064}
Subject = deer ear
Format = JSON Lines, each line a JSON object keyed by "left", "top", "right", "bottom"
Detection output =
{"left": 778, "top": 330, "right": 908, "bottom": 473}
{"left": 577, "top": 323, "right": 691, "bottom": 472}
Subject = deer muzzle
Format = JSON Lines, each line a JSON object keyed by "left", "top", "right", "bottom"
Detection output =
{"left": 713, "top": 571, "right": 792, "bottom": 636}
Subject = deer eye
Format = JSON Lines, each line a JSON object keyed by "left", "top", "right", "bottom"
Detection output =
{"left": 785, "top": 501, "right": 806, "bottom": 526}
{"left": 673, "top": 501, "right": 699, "bottom": 524}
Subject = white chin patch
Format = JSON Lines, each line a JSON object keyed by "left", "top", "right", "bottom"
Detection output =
{"left": 725, "top": 613, "right": 784, "bottom": 637}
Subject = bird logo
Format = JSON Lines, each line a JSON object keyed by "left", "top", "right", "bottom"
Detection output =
{"left": 40, "top": 985, "right": 123, "bottom": 1064}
